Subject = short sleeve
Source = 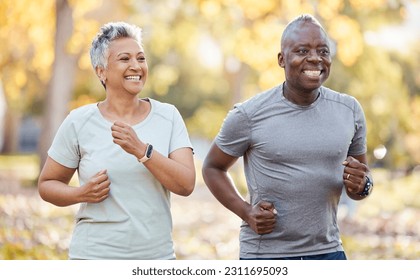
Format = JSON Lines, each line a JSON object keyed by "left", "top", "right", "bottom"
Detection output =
{"left": 348, "top": 98, "right": 367, "bottom": 156}
{"left": 215, "top": 105, "right": 251, "bottom": 157}
{"left": 48, "top": 113, "right": 80, "bottom": 168}
{"left": 169, "top": 106, "right": 193, "bottom": 154}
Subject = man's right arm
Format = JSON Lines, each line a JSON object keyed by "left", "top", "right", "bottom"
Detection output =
{"left": 202, "top": 142, "right": 276, "bottom": 234}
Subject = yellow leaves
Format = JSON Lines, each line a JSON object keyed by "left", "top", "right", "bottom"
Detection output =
{"left": 349, "top": 0, "right": 388, "bottom": 10}
{"left": 404, "top": 96, "right": 420, "bottom": 163}
{"left": 187, "top": 102, "right": 227, "bottom": 138}
{"left": 69, "top": 0, "right": 103, "bottom": 18}
{"left": 150, "top": 64, "right": 180, "bottom": 96}
{"left": 69, "top": 94, "right": 97, "bottom": 111}
{"left": 200, "top": 0, "right": 221, "bottom": 18}
{"left": 232, "top": 0, "right": 277, "bottom": 20}
{"left": 318, "top": 0, "right": 344, "bottom": 20}
{"left": 0, "top": 0, "right": 55, "bottom": 108}
{"left": 69, "top": 19, "right": 100, "bottom": 56}
{"left": 234, "top": 17, "right": 280, "bottom": 72}
{"left": 281, "top": 0, "right": 314, "bottom": 19}
{"left": 14, "top": 69, "right": 27, "bottom": 89}
{"left": 327, "top": 15, "right": 364, "bottom": 66}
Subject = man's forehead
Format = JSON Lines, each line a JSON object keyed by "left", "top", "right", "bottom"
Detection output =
{"left": 281, "top": 22, "right": 329, "bottom": 47}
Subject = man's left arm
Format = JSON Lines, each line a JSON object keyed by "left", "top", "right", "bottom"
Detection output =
{"left": 342, "top": 154, "right": 373, "bottom": 201}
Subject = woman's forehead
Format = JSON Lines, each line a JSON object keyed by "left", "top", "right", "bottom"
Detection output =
{"left": 109, "top": 37, "right": 144, "bottom": 54}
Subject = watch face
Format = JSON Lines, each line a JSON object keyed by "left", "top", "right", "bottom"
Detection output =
{"left": 146, "top": 144, "right": 153, "bottom": 158}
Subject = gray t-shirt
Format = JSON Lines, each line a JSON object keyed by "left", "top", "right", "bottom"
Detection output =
{"left": 216, "top": 84, "right": 367, "bottom": 258}
{"left": 48, "top": 98, "right": 192, "bottom": 259}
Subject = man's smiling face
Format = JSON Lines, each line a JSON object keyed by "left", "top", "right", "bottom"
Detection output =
{"left": 278, "top": 22, "right": 332, "bottom": 93}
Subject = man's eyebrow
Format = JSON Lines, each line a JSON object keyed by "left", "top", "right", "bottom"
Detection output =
{"left": 293, "top": 42, "right": 330, "bottom": 48}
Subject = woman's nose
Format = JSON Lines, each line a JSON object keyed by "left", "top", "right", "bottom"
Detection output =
{"left": 129, "top": 58, "right": 141, "bottom": 70}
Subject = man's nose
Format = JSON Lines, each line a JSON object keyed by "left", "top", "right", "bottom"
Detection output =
{"left": 307, "top": 50, "right": 322, "bottom": 62}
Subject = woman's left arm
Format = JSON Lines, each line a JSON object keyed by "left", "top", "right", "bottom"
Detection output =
{"left": 111, "top": 121, "right": 195, "bottom": 196}
{"left": 143, "top": 147, "right": 195, "bottom": 196}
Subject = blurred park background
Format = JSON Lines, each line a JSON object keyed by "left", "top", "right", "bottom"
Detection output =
{"left": 1, "top": 0, "right": 420, "bottom": 260}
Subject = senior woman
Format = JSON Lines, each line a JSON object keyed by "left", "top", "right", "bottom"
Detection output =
{"left": 38, "top": 22, "right": 195, "bottom": 259}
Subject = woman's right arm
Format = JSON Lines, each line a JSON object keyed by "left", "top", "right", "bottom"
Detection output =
{"left": 38, "top": 156, "right": 110, "bottom": 207}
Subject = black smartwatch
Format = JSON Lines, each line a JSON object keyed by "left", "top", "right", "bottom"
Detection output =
{"left": 357, "top": 176, "right": 373, "bottom": 197}
{"left": 138, "top": 143, "right": 153, "bottom": 163}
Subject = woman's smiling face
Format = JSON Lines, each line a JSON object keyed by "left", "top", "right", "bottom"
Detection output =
{"left": 102, "top": 37, "right": 148, "bottom": 95}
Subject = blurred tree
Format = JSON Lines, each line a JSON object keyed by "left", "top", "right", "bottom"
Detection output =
{"left": 38, "top": 0, "right": 77, "bottom": 166}
{"left": 1, "top": 0, "right": 418, "bottom": 172}
{"left": 0, "top": 0, "right": 55, "bottom": 153}
{"left": 393, "top": 40, "right": 420, "bottom": 168}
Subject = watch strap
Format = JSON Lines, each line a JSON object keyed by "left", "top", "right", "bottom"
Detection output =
{"left": 138, "top": 143, "right": 153, "bottom": 163}
{"left": 357, "top": 176, "right": 373, "bottom": 197}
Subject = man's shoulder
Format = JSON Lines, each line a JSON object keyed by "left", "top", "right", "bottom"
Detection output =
{"left": 234, "top": 85, "right": 281, "bottom": 112}
{"left": 321, "top": 86, "right": 358, "bottom": 109}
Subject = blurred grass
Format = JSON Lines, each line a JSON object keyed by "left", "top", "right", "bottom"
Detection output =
{"left": 341, "top": 168, "right": 420, "bottom": 259}
{"left": 0, "top": 155, "right": 419, "bottom": 260}
{"left": 0, "top": 154, "right": 39, "bottom": 187}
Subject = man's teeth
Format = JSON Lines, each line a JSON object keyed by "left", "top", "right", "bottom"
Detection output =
{"left": 304, "top": 70, "right": 321, "bottom": 77}
{"left": 126, "top": 76, "right": 140, "bottom": 81}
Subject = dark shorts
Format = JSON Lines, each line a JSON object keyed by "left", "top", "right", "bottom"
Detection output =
{"left": 241, "top": 251, "right": 347, "bottom": 260}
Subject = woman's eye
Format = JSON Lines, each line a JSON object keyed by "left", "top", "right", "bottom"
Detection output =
{"left": 319, "top": 49, "right": 330, "bottom": 55}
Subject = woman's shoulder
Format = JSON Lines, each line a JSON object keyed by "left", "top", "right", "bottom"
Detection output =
{"left": 148, "top": 98, "right": 179, "bottom": 118}
{"left": 148, "top": 98, "right": 175, "bottom": 110}
{"left": 66, "top": 103, "right": 98, "bottom": 122}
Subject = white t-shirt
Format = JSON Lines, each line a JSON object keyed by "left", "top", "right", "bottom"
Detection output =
{"left": 48, "top": 98, "right": 193, "bottom": 259}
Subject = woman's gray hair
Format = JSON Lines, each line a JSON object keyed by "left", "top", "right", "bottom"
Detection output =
{"left": 90, "top": 21, "right": 143, "bottom": 70}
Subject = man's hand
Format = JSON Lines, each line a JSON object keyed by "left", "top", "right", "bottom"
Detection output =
{"left": 342, "top": 156, "right": 369, "bottom": 195}
{"left": 246, "top": 201, "right": 277, "bottom": 235}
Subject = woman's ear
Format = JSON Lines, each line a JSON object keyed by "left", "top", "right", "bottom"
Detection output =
{"left": 96, "top": 66, "right": 107, "bottom": 88}
{"left": 96, "top": 66, "right": 106, "bottom": 83}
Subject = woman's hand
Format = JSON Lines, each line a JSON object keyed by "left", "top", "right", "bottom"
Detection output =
{"left": 79, "top": 170, "right": 111, "bottom": 203}
{"left": 111, "top": 121, "right": 146, "bottom": 159}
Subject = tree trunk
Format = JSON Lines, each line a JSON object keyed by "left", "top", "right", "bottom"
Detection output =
{"left": 38, "top": 0, "right": 77, "bottom": 167}
{"left": 1, "top": 108, "right": 21, "bottom": 154}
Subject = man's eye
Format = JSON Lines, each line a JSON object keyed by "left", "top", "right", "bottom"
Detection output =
{"left": 298, "top": 49, "right": 308, "bottom": 54}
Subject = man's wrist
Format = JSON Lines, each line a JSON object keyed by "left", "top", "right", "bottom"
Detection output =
{"left": 357, "top": 176, "right": 373, "bottom": 197}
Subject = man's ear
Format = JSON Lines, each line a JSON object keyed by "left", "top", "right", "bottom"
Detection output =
{"left": 277, "top": 52, "right": 285, "bottom": 68}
